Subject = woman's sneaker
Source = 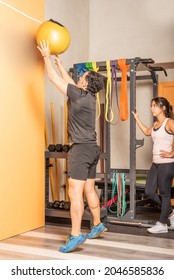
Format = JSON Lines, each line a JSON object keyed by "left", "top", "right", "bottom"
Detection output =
{"left": 59, "top": 234, "right": 86, "bottom": 253}
{"left": 147, "top": 221, "right": 168, "bottom": 234}
{"left": 168, "top": 210, "right": 174, "bottom": 230}
{"left": 86, "top": 223, "right": 107, "bottom": 239}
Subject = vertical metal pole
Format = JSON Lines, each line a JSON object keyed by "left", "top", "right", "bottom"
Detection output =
{"left": 150, "top": 72, "right": 158, "bottom": 98}
{"left": 128, "top": 59, "right": 137, "bottom": 220}
{"left": 45, "top": 157, "right": 50, "bottom": 207}
{"left": 105, "top": 109, "right": 111, "bottom": 175}
{"left": 105, "top": 101, "right": 110, "bottom": 223}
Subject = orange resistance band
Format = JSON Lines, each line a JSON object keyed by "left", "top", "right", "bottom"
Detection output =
{"left": 117, "top": 59, "right": 129, "bottom": 121}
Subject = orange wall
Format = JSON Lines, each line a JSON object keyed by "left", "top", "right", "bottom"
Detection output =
{"left": 158, "top": 81, "right": 174, "bottom": 108}
{"left": 0, "top": 0, "right": 45, "bottom": 240}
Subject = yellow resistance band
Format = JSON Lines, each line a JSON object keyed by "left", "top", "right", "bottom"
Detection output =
{"left": 105, "top": 60, "right": 114, "bottom": 122}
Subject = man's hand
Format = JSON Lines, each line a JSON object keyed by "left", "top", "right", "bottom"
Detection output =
{"left": 54, "top": 55, "right": 63, "bottom": 69}
{"left": 37, "top": 40, "right": 50, "bottom": 57}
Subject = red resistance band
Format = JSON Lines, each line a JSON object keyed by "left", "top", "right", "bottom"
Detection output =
{"left": 101, "top": 189, "right": 129, "bottom": 208}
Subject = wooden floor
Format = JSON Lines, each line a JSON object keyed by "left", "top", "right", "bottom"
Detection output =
{"left": 0, "top": 224, "right": 174, "bottom": 260}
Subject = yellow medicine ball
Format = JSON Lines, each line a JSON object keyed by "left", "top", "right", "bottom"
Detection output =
{"left": 36, "top": 19, "right": 70, "bottom": 55}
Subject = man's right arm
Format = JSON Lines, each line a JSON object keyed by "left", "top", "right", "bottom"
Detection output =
{"left": 43, "top": 56, "right": 68, "bottom": 95}
{"left": 37, "top": 41, "right": 69, "bottom": 95}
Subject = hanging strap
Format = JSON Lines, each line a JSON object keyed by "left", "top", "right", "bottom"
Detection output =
{"left": 116, "top": 172, "right": 127, "bottom": 218}
{"left": 117, "top": 59, "right": 129, "bottom": 121}
{"left": 102, "top": 171, "right": 118, "bottom": 210}
{"left": 117, "top": 173, "right": 122, "bottom": 216}
{"left": 107, "top": 171, "right": 127, "bottom": 215}
{"left": 110, "top": 60, "right": 120, "bottom": 125}
{"left": 110, "top": 60, "right": 119, "bottom": 108}
{"left": 92, "top": 61, "right": 99, "bottom": 72}
{"left": 107, "top": 171, "right": 118, "bottom": 213}
{"left": 96, "top": 92, "right": 101, "bottom": 120}
{"left": 85, "top": 62, "right": 93, "bottom": 71}
{"left": 105, "top": 60, "right": 114, "bottom": 122}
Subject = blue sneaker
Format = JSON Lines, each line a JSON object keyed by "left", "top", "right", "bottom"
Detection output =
{"left": 86, "top": 223, "right": 107, "bottom": 239}
{"left": 59, "top": 234, "right": 86, "bottom": 253}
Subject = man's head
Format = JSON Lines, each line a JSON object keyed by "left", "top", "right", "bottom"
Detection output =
{"left": 77, "top": 71, "right": 104, "bottom": 94}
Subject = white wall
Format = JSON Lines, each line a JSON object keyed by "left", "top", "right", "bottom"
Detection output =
{"left": 88, "top": 0, "right": 174, "bottom": 62}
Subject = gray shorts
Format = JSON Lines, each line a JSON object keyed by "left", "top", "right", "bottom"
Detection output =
{"left": 68, "top": 143, "right": 101, "bottom": 180}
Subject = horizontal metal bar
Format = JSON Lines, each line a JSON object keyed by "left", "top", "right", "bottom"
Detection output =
{"left": 45, "top": 151, "right": 107, "bottom": 159}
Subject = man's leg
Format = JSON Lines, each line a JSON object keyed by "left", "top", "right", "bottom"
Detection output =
{"left": 59, "top": 178, "right": 86, "bottom": 253}
{"left": 68, "top": 178, "right": 85, "bottom": 236}
{"left": 84, "top": 178, "right": 101, "bottom": 226}
{"left": 84, "top": 178, "right": 107, "bottom": 238}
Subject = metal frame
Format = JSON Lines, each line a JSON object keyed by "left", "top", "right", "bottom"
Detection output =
{"left": 108, "top": 58, "right": 159, "bottom": 225}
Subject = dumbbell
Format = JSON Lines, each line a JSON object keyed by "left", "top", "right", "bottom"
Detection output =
{"left": 52, "top": 200, "right": 60, "bottom": 209}
{"left": 52, "top": 200, "right": 70, "bottom": 210}
{"left": 46, "top": 202, "right": 54, "bottom": 209}
{"left": 59, "top": 200, "right": 70, "bottom": 210}
{"left": 64, "top": 201, "right": 70, "bottom": 210}
{"left": 48, "top": 144, "right": 56, "bottom": 152}
{"left": 58, "top": 200, "right": 65, "bottom": 209}
{"left": 55, "top": 144, "right": 63, "bottom": 152}
{"left": 62, "top": 144, "right": 70, "bottom": 153}
{"left": 48, "top": 144, "right": 63, "bottom": 152}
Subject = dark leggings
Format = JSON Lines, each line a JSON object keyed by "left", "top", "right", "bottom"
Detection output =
{"left": 145, "top": 162, "right": 174, "bottom": 224}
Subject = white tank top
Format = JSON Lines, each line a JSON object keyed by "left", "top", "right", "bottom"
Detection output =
{"left": 151, "top": 118, "right": 174, "bottom": 163}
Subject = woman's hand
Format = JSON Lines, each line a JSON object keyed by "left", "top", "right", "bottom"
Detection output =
{"left": 160, "top": 150, "right": 174, "bottom": 158}
{"left": 37, "top": 40, "right": 50, "bottom": 57}
{"left": 132, "top": 109, "right": 139, "bottom": 120}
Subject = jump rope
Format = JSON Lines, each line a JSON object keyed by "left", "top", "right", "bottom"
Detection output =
{"left": 0, "top": 0, "right": 42, "bottom": 23}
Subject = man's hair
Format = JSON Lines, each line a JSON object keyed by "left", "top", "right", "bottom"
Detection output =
{"left": 85, "top": 71, "right": 104, "bottom": 94}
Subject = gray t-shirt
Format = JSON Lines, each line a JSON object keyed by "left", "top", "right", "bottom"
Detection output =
{"left": 67, "top": 84, "right": 97, "bottom": 143}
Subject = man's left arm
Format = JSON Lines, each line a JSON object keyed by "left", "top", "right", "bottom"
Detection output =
{"left": 54, "top": 56, "right": 75, "bottom": 85}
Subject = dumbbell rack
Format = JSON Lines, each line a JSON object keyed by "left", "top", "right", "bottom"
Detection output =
{"left": 45, "top": 151, "right": 108, "bottom": 227}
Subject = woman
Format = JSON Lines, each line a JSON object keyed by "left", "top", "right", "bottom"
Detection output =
{"left": 132, "top": 97, "right": 174, "bottom": 233}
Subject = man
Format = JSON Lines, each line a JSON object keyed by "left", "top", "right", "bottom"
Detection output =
{"left": 37, "top": 40, "right": 107, "bottom": 253}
